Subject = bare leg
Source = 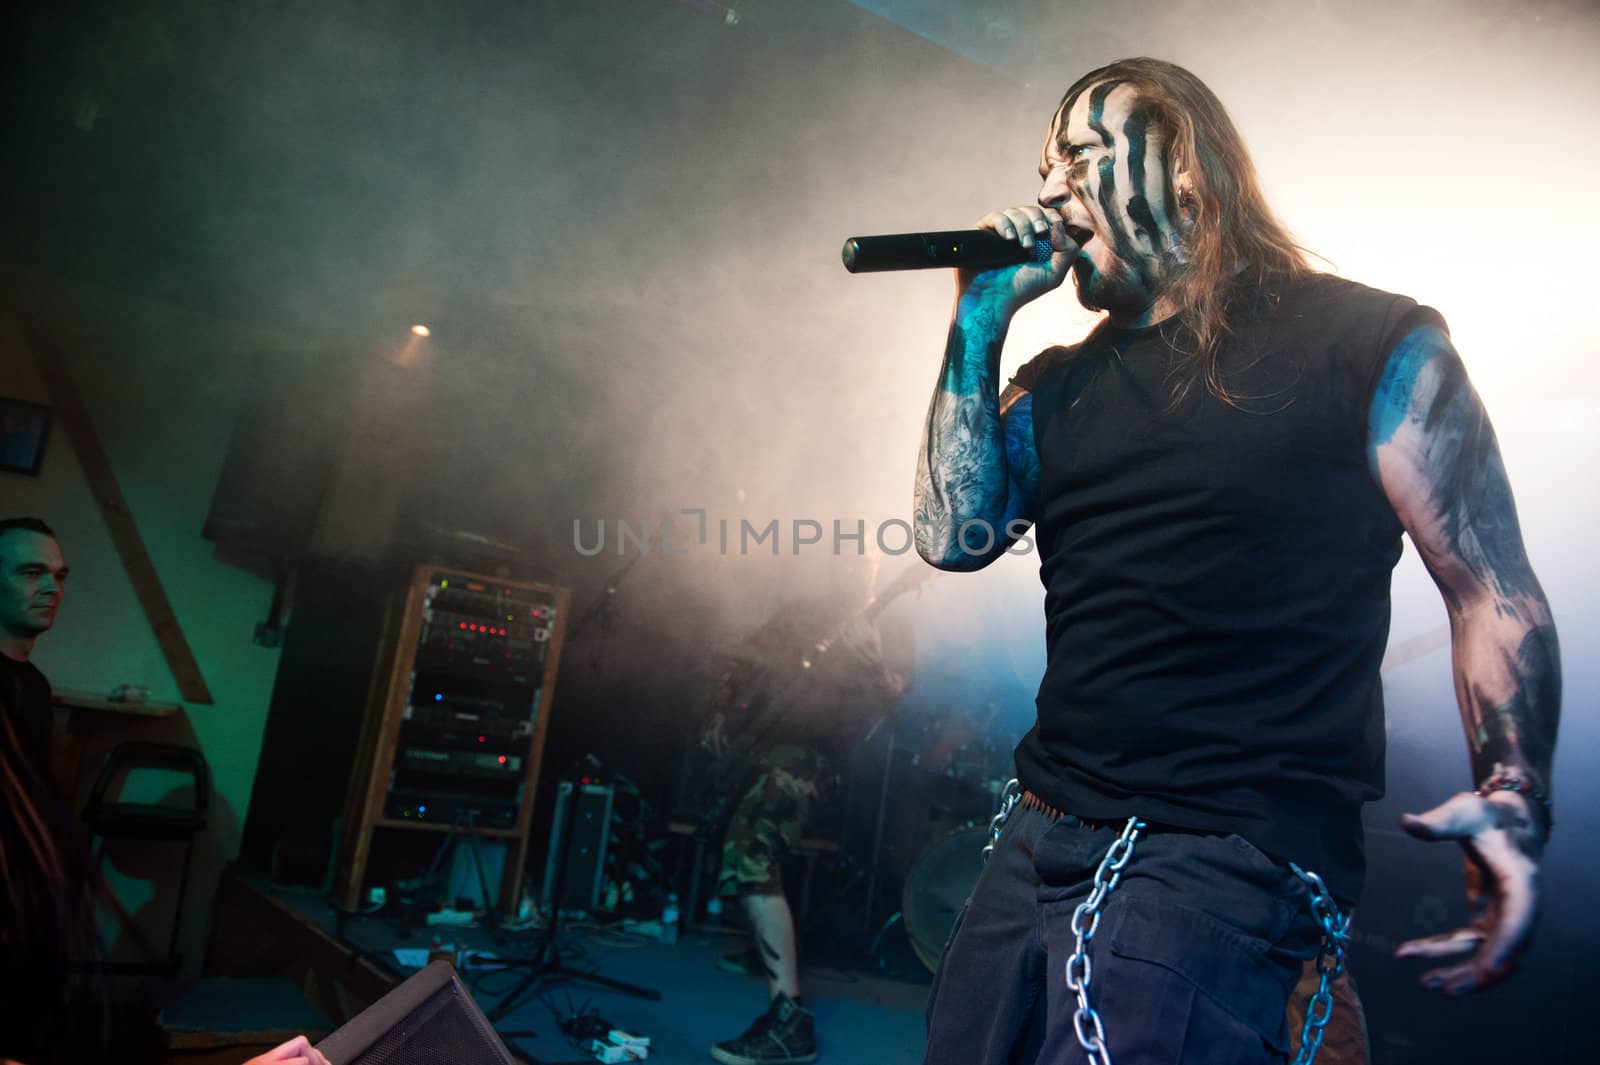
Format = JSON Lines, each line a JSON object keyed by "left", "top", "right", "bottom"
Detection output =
{"left": 741, "top": 891, "right": 801, "bottom": 1000}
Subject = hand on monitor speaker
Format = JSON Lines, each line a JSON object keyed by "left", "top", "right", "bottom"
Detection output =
{"left": 242, "top": 1035, "right": 331, "bottom": 1065}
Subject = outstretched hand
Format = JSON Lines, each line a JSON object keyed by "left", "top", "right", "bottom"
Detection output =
{"left": 242, "top": 1035, "right": 331, "bottom": 1065}
{"left": 1394, "top": 790, "right": 1543, "bottom": 994}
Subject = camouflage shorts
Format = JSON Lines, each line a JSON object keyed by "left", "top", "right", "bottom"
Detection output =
{"left": 717, "top": 744, "right": 832, "bottom": 897}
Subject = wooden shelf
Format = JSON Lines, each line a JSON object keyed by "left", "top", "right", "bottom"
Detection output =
{"left": 369, "top": 817, "right": 521, "bottom": 838}
{"left": 53, "top": 687, "right": 182, "bottom": 718}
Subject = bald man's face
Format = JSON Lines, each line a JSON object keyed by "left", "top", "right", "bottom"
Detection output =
{"left": 0, "top": 530, "right": 67, "bottom": 646}
{"left": 1038, "top": 80, "right": 1193, "bottom": 322}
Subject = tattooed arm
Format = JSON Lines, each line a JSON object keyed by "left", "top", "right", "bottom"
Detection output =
{"left": 913, "top": 309, "right": 1040, "bottom": 569}
{"left": 914, "top": 206, "right": 1069, "bottom": 570}
{"left": 1368, "top": 324, "right": 1561, "bottom": 994}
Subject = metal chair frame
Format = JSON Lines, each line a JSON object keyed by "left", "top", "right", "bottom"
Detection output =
{"left": 82, "top": 741, "right": 210, "bottom": 976}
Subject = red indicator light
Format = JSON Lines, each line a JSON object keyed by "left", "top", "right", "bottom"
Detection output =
{"left": 478, "top": 735, "right": 486, "bottom": 743}
{"left": 498, "top": 755, "right": 507, "bottom": 764}
{"left": 458, "top": 622, "right": 466, "bottom": 629}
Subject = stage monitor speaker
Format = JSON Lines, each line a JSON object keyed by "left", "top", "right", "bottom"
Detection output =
{"left": 315, "top": 960, "right": 515, "bottom": 1065}
{"left": 540, "top": 781, "right": 614, "bottom": 918}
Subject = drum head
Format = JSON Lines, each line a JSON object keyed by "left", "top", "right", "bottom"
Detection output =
{"left": 901, "top": 825, "right": 990, "bottom": 974}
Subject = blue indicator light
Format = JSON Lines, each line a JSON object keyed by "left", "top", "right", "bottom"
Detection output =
{"left": 434, "top": 693, "right": 443, "bottom": 701}
{"left": 418, "top": 805, "right": 427, "bottom": 813}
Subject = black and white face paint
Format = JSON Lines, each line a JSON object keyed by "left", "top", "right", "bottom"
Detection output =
{"left": 1038, "top": 80, "right": 1192, "bottom": 325}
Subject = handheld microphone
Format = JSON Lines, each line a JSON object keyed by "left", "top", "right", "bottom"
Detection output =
{"left": 841, "top": 229, "right": 1056, "bottom": 273}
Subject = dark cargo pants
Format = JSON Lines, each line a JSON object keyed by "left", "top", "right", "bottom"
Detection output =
{"left": 924, "top": 802, "right": 1326, "bottom": 1064}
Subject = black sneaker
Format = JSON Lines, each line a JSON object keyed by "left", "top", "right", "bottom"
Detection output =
{"left": 710, "top": 992, "right": 818, "bottom": 1064}
{"left": 718, "top": 945, "right": 765, "bottom": 980}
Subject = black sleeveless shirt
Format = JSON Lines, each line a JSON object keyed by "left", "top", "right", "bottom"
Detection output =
{"left": 1012, "top": 273, "right": 1443, "bottom": 904}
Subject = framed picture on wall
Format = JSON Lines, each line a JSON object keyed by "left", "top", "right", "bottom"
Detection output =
{"left": 0, "top": 397, "right": 52, "bottom": 476}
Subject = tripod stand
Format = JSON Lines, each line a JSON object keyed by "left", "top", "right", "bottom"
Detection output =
{"left": 486, "top": 782, "right": 660, "bottom": 1025}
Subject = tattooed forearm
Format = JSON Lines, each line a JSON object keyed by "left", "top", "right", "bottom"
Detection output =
{"left": 1463, "top": 623, "right": 1561, "bottom": 798}
{"left": 1371, "top": 325, "right": 1563, "bottom": 818}
{"left": 914, "top": 306, "right": 1028, "bottom": 569}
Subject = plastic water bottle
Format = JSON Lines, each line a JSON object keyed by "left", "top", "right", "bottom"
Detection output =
{"left": 660, "top": 892, "right": 680, "bottom": 944}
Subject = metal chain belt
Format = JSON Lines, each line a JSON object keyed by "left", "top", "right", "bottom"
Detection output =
{"left": 982, "top": 777, "right": 1023, "bottom": 863}
{"left": 1067, "top": 839, "right": 1348, "bottom": 1065}
{"left": 980, "top": 787, "right": 1344, "bottom": 1065}
{"left": 1287, "top": 862, "right": 1351, "bottom": 1065}
{"left": 1065, "top": 815, "right": 1147, "bottom": 1065}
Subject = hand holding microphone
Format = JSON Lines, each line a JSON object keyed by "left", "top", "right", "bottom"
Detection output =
{"left": 840, "top": 227, "right": 1055, "bottom": 272}
{"left": 842, "top": 207, "right": 1076, "bottom": 267}
{"left": 844, "top": 203, "right": 1081, "bottom": 316}
{"left": 843, "top": 206, "right": 1078, "bottom": 313}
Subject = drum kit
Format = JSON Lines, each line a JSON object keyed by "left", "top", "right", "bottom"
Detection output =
{"left": 876, "top": 702, "right": 1014, "bottom": 974}
{"left": 901, "top": 823, "right": 993, "bottom": 972}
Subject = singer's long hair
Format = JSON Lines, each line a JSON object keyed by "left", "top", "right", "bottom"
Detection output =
{"left": 1060, "top": 58, "right": 1315, "bottom": 406}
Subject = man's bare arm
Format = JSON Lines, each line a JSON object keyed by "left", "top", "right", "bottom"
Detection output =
{"left": 1371, "top": 325, "right": 1560, "bottom": 814}
{"left": 1369, "top": 323, "right": 1560, "bottom": 992}
{"left": 913, "top": 206, "right": 1069, "bottom": 571}
{"left": 913, "top": 302, "right": 1039, "bottom": 570}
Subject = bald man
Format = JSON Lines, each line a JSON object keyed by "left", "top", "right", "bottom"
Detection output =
{"left": 0, "top": 517, "right": 69, "bottom": 782}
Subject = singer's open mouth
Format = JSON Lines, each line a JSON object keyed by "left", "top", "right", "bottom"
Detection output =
{"left": 1064, "top": 224, "right": 1094, "bottom": 249}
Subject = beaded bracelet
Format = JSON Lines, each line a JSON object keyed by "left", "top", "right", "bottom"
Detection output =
{"left": 1476, "top": 775, "right": 1554, "bottom": 837}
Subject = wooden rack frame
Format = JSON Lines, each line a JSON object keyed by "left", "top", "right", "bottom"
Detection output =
{"left": 334, "top": 563, "right": 570, "bottom": 916}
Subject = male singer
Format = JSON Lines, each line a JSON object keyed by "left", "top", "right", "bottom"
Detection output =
{"left": 911, "top": 58, "right": 1560, "bottom": 1064}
